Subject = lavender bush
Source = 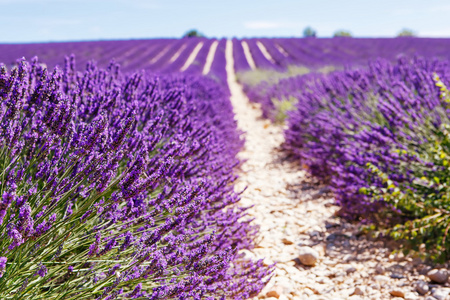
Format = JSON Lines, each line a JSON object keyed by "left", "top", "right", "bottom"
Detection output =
{"left": 284, "top": 57, "right": 450, "bottom": 260}
{"left": 0, "top": 56, "right": 272, "bottom": 299}
{"left": 363, "top": 76, "right": 450, "bottom": 261}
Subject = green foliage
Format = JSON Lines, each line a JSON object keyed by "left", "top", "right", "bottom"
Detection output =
{"left": 333, "top": 30, "right": 352, "bottom": 37}
{"left": 303, "top": 26, "right": 317, "bottom": 38}
{"left": 272, "top": 96, "right": 297, "bottom": 123}
{"left": 316, "top": 65, "right": 337, "bottom": 74}
{"left": 236, "top": 65, "right": 337, "bottom": 89}
{"left": 397, "top": 28, "right": 416, "bottom": 37}
{"left": 183, "top": 29, "right": 205, "bottom": 38}
{"left": 364, "top": 75, "right": 450, "bottom": 262}
{"left": 236, "top": 65, "right": 310, "bottom": 88}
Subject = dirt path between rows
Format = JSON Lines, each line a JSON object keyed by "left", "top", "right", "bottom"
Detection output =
{"left": 202, "top": 40, "right": 218, "bottom": 75}
{"left": 224, "top": 40, "right": 444, "bottom": 300}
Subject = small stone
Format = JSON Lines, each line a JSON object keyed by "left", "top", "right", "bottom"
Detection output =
{"left": 263, "top": 258, "right": 274, "bottom": 266}
{"left": 298, "top": 246, "right": 319, "bottom": 266}
{"left": 390, "top": 289, "right": 405, "bottom": 298}
{"left": 427, "top": 269, "right": 449, "bottom": 284}
{"left": 351, "top": 286, "right": 364, "bottom": 296}
{"left": 391, "top": 273, "right": 405, "bottom": 279}
{"left": 344, "top": 264, "right": 356, "bottom": 274}
{"left": 374, "top": 275, "right": 390, "bottom": 283}
{"left": 420, "top": 265, "right": 433, "bottom": 275}
{"left": 316, "top": 276, "right": 328, "bottom": 284}
{"left": 324, "top": 200, "right": 335, "bottom": 207}
{"left": 281, "top": 237, "right": 294, "bottom": 245}
{"left": 310, "top": 230, "right": 320, "bottom": 238}
{"left": 342, "top": 254, "right": 355, "bottom": 262}
{"left": 266, "top": 285, "right": 283, "bottom": 299}
{"left": 390, "top": 252, "right": 406, "bottom": 262}
{"left": 325, "top": 219, "right": 339, "bottom": 229}
{"left": 303, "top": 287, "right": 315, "bottom": 296}
{"left": 276, "top": 279, "right": 294, "bottom": 295}
{"left": 431, "top": 287, "right": 450, "bottom": 300}
{"left": 404, "top": 292, "right": 419, "bottom": 300}
{"left": 416, "top": 280, "right": 429, "bottom": 295}
{"left": 313, "top": 243, "right": 326, "bottom": 257}
{"left": 375, "top": 264, "right": 385, "bottom": 274}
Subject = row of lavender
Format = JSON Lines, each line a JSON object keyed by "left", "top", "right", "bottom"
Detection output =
{"left": 0, "top": 56, "right": 271, "bottom": 298}
{"left": 0, "top": 39, "right": 193, "bottom": 74}
{"left": 235, "top": 36, "right": 450, "bottom": 260}
{"left": 249, "top": 55, "right": 450, "bottom": 261}
{"left": 233, "top": 38, "right": 450, "bottom": 71}
{"left": 235, "top": 38, "right": 450, "bottom": 124}
{"left": 0, "top": 38, "right": 230, "bottom": 86}
{"left": 5, "top": 38, "right": 450, "bottom": 87}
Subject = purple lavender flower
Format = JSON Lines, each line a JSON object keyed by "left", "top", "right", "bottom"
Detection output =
{"left": 34, "top": 263, "right": 48, "bottom": 277}
{"left": 0, "top": 257, "right": 6, "bottom": 278}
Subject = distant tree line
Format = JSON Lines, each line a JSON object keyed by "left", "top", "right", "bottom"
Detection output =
{"left": 397, "top": 28, "right": 416, "bottom": 37}
{"left": 303, "top": 26, "right": 317, "bottom": 38}
{"left": 183, "top": 29, "right": 205, "bottom": 38}
{"left": 333, "top": 30, "right": 352, "bottom": 37}
{"left": 301, "top": 26, "right": 417, "bottom": 38}
{"left": 302, "top": 27, "right": 353, "bottom": 38}
{"left": 182, "top": 27, "right": 417, "bottom": 39}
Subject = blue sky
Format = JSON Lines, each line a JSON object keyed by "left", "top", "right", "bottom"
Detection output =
{"left": 1, "top": 0, "right": 450, "bottom": 43}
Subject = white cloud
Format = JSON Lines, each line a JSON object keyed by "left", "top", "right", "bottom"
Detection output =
{"left": 244, "top": 21, "right": 300, "bottom": 30}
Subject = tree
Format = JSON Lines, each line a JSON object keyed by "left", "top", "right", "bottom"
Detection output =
{"left": 333, "top": 30, "right": 352, "bottom": 37}
{"left": 183, "top": 29, "right": 205, "bottom": 38}
{"left": 397, "top": 28, "right": 416, "bottom": 37}
{"left": 303, "top": 26, "right": 317, "bottom": 38}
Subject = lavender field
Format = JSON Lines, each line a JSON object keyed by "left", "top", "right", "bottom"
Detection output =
{"left": 2, "top": 35, "right": 450, "bottom": 300}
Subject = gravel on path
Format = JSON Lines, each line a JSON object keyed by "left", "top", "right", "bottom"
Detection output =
{"left": 225, "top": 39, "right": 449, "bottom": 300}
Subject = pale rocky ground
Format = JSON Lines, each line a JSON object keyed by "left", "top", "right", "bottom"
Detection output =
{"left": 224, "top": 40, "right": 450, "bottom": 300}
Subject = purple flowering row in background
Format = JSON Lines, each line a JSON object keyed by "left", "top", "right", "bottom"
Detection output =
{"left": 0, "top": 56, "right": 272, "bottom": 298}
{"left": 0, "top": 38, "right": 229, "bottom": 87}
{"left": 5, "top": 37, "right": 450, "bottom": 87}
{"left": 233, "top": 37, "right": 450, "bottom": 71}
{"left": 236, "top": 38, "right": 450, "bottom": 121}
